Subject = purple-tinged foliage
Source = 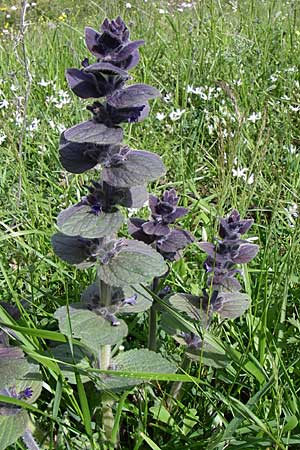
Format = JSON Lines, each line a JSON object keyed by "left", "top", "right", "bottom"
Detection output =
{"left": 219, "top": 209, "right": 253, "bottom": 240}
{"left": 84, "top": 17, "right": 143, "bottom": 70}
{"left": 51, "top": 233, "right": 103, "bottom": 268}
{"left": 128, "top": 189, "right": 192, "bottom": 261}
{"left": 199, "top": 210, "right": 258, "bottom": 292}
{"left": 59, "top": 133, "right": 113, "bottom": 173}
{"left": 66, "top": 63, "right": 129, "bottom": 99}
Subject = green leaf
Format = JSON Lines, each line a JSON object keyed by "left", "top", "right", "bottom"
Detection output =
{"left": 283, "top": 415, "right": 298, "bottom": 432}
{"left": 169, "top": 293, "right": 202, "bottom": 320}
{"left": 103, "top": 150, "right": 166, "bottom": 187}
{"left": 49, "top": 344, "right": 92, "bottom": 384}
{"left": 57, "top": 205, "right": 123, "bottom": 238}
{"left": 185, "top": 342, "right": 229, "bottom": 368}
{"left": 54, "top": 305, "right": 128, "bottom": 352}
{"left": 96, "top": 349, "right": 177, "bottom": 391}
{"left": 0, "top": 347, "right": 30, "bottom": 389}
{"left": 0, "top": 410, "right": 29, "bottom": 450}
{"left": 17, "top": 364, "right": 43, "bottom": 404}
{"left": 98, "top": 240, "right": 168, "bottom": 287}
{"left": 216, "top": 292, "right": 250, "bottom": 319}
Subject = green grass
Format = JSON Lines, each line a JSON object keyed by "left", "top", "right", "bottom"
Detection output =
{"left": 1, "top": 0, "right": 300, "bottom": 448}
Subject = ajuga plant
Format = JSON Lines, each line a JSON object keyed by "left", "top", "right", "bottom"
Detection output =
{"left": 0, "top": 16, "right": 260, "bottom": 450}
{"left": 50, "top": 16, "right": 186, "bottom": 446}
{"left": 166, "top": 209, "right": 259, "bottom": 370}
{"left": 50, "top": 17, "right": 258, "bottom": 446}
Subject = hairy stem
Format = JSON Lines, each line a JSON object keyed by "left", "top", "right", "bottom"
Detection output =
{"left": 148, "top": 277, "right": 159, "bottom": 351}
{"left": 22, "top": 430, "right": 40, "bottom": 450}
{"left": 97, "top": 266, "right": 114, "bottom": 446}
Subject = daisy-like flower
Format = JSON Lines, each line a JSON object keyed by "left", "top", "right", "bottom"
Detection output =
{"left": 247, "top": 111, "right": 261, "bottom": 123}
{"left": 0, "top": 99, "right": 9, "bottom": 109}
{"left": 169, "top": 108, "right": 185, "bottom": 121}
{"left": 289, "top": 105, "right": 300, "bottom": 112}
{"left": 0, "top": 132, "right": 7, "bottom": 145}
{"left": 125, "top": 2, "right": 132, "bottom": 8}
{"left": 156, "top": 112, "right": 165, "bottom": 121}
{"left": 232, "top": 167, "right": 254, "bottom": 184}
{"left": 38, "top": 78, "right": 52, "bottom": 87}
{"left": 163, "top": 93, "right": 172, "bottom": 103}
{"left": 28, "top": 118, "right": 40, "bottom": 133}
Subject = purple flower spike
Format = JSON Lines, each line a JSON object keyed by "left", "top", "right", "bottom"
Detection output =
{"left": 128, "top": 189, "right": 193, "bottom": 260}
{"left": 200, "top": 210, "right": 258, "bottom": 292}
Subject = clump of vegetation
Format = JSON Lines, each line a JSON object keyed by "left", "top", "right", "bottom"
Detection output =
{"left": 0, "top": 14, "right": 260, "bottom": 450}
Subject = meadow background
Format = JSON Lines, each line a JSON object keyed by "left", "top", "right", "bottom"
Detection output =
{"left": 1, "top": 0, "right": 300, "bottom": 449}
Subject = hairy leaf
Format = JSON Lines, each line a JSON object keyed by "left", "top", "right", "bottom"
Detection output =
{"left": 96, "top": 348, "right": 177, "bottom": 391}
{"left": 59, "top": 133, "right": 111, "bottom": 173}
{"left": 98, "top": 239, "right": 168, "bottom": 286}
{"left": 0, "top": 411, "right": 29, "bottom": 450}
{"left": 57, "top": 205, "right": 123, "bottom": 239}
{"left": 169, "top": 294, "right": 203, "bottom": 321}
{"left": 103, "top": 150, "right": 166, "bottom": 187}
{"left": 108, "top": 84, "right": 160, "bottom": 108}
{"left": 66, "top": 68, "right": 100, "bottom": 99}
{"left": 0, "top": 347, "right": 30, "bottom": 389}
{"left": 64, "top": 120, "right": 123, "bottom": 144}
{"left": 51, "top": 233, "right": 99, "bottom": 268}
{"left": 54, "top": 306, "right": 128, "bottom": 351}
{"left": 50, "top": 344, "right": 92, "bottom": 384}
{"left": 213, "top": 292, "right": 250, "bottom": 319}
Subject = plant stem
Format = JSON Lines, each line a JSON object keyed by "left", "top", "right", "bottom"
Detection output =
{"left": 22, "top": 430, "right": 40, "bottom": 450}
{"left": 166, "top": 354, "right": 190, "bottom": 409}
{"left": 99, "top": 280, "right": 112, "bottom": 370}
{"left": 97, "top": 266, "right": 115, "bottom": 447}
{"left": 148, "top": 277, "right": 159, "bottom": 351}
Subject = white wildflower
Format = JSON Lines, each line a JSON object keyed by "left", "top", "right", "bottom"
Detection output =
{"left": 169, "top": 108, "right": 185, "bottom": 121}
{"left": 247, "top": 111, "right": 262, "bottom": 123}
{"left": 125, "top": 2, "right": 132, "bottom": 8}
{"left": 0, "top": 99, "right": 9, "bottom": 109}
{"left": 158, "top": 8, "right": 167, "bottom": 14}
{"left": 285, "top": 203, "right": 298, "bottom": 227}
{"left": 207, "top": 124, "right": 214, "bottom": 135}
{"left": 38, "top": 78, "right": 52, "bottom": 87}
{"left": 11, "top": 5, "right": 17, "bottom": 10}
{"left": 48, "top": 119, "right": 55, "bottom": 129}
{"left": 285, "top": 66, "right": 297, "bottom": 73}
{"left": 15, "top": 112, "right": 23, "bottom": 126}
{"left": 28, "top": 118, "right": 40, "bottom": 132}
{"left": 156, "top": 112, "right": 165, "bottom": 121}
{"left": 232, "top": 166, "right": 254, "bottom": 184}
{"left": 0, "top": 132, "right": 7, "bottom": 145}
{"left": 289, "top": 105, "right": 300, "bottom": 112}
{"left": 163, "top": 93, "right": 172, "bottom": 103}
{"left": 57, "top": 123, "right": 65, "bottom": 134}
{"left": 284, "top": 144, "right": 297, "bottom": 154}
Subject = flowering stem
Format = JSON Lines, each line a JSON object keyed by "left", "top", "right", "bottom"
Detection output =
{"left": 22, "top": 430, "right": 40, "bottom": 450}
{"left": 148, "top": 277, "right": 159, "bottom": 351}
